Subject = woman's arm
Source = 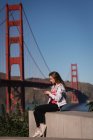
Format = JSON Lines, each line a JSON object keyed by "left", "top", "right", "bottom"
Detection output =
{"left": 45, "top": 86, "right": 65, "bottom": 101}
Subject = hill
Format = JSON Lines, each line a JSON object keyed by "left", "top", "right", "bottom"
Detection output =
{"left": 0, "top": 72, "right": 93, "bottom": 108}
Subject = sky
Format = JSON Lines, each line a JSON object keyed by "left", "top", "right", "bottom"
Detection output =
{"left": 0, "top": 0, "right": 93, "bottom": 84}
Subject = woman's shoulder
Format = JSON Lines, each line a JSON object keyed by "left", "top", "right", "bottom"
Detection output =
{"left": 57, "top": 83, "right": 65, "bottom": 90}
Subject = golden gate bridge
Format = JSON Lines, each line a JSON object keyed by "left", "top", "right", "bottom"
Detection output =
{"left": 0, "top": 3, "right": 79, "bottom": 113}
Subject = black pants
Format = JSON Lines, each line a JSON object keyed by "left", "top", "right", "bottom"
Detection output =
{"left": 33, "top": 103, "right": 60, "bottom": 127}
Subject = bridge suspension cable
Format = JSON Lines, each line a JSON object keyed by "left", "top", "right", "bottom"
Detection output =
{"left": 22, "top": 6, "right": 51, "bottom": 73}
{"left": 0, "top": 4, "right": 6, "bottom": 13}
{"left": 24, "top": 42, "right": 47, "bottom": 78}
{"left": 0, "top": 10, "right": 17, "bottom": 26}
{"left": 0, "top": 3, "right": 50, "bottom": 78}
{"left": 0, "top": 5, "right": 6, "bottom": 73}
{"left": 9, "top": 11, "right": 47, "bottom": 78}
{"left": 0, "top": 18, "right": 6, "bottom": 26}
{"left": 0, "top": 5, "right": 6, "bottom": 26}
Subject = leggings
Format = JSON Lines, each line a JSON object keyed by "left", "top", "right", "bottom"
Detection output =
{"left": 33, "top": 103, "right": 60, "bottom": 127}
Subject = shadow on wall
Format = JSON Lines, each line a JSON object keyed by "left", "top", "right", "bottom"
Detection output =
{"left": 75, "top": 90, "right": 89, "bottom": 103}
{"left": 62, "top": 90, "right": 89, "bottom": 112}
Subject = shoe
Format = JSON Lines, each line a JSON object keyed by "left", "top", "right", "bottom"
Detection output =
{"left": 39, "top": 123, "right": 47, "bottom": 137}
{"left": 32, "top": 127, "right": 41, "bottom": 137}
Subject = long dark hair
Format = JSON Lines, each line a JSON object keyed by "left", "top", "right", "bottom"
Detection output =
{"left": 49, "top": 71, "right": 66, "bottom": 88}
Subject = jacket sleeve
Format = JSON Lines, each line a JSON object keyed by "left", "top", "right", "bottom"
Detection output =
{"left": 49, "top": 85, "right": 65, "bottom": 102}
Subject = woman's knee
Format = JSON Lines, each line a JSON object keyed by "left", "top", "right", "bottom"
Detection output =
{"left": 33, "top": 105, "right": 45, "bottom": 116}
{"left": 33, "top": 106, "right": 39, "bottom": 115}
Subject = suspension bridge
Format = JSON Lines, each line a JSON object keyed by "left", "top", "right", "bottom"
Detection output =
{"left": 0, "top": 3, "right": 81, "bottom": 113}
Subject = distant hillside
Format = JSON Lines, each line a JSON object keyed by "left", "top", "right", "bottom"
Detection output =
{"left": 0, "top": 72, "right": 93, "bottom": 107}
{"left": 65, "top": 81, "right": 93, "bottom": 99}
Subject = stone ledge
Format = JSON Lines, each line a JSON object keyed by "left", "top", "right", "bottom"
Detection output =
{"left": 29, "top": 111, "right": 93, "bottom": 139}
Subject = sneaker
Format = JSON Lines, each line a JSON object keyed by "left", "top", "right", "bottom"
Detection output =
{"left": 32, "top": 127, "right": 41, "bottom": 137}
{"left": 40, "top": 123, "right": 47, "bottom": 137}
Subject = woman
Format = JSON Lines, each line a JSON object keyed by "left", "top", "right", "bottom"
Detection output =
{"left": 32, "top": 71, "right": 67, "bottom": 137}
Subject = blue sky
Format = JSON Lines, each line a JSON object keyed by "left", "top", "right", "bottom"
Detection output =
{"left": 0, "top": 0, "right": 93, "bottom": 84}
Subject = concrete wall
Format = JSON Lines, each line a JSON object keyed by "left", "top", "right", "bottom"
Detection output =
{"left": 29, "top": 111, "right": 93, "bottom": 139}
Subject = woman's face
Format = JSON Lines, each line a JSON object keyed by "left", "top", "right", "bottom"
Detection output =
{"left": 49, "top": 76, "right": 55, "bottom": 84}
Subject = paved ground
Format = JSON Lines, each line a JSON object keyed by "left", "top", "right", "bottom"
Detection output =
{"left": 0, "top": 137, "right": 92, "bottom": 140}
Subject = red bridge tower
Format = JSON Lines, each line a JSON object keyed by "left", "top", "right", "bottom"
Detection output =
{"left": 71, "top": 64, "right": 78, "bottom": 103}
{"left": 6, "top": 3, "right": 25, "bottom": 112}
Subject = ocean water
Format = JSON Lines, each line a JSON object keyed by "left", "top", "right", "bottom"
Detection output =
{"left": 0, "top": 103, "right": 90, "bottom": 114}
{"left": 26, "top": 103, "right": 89, "bottom": 112}
{"left": 61, "top": 103, "right": 89, "bottom": 112}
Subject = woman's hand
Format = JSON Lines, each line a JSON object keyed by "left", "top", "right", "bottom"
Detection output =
{"left": 44, "top": 91, "right": 51, "bottom": 95}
